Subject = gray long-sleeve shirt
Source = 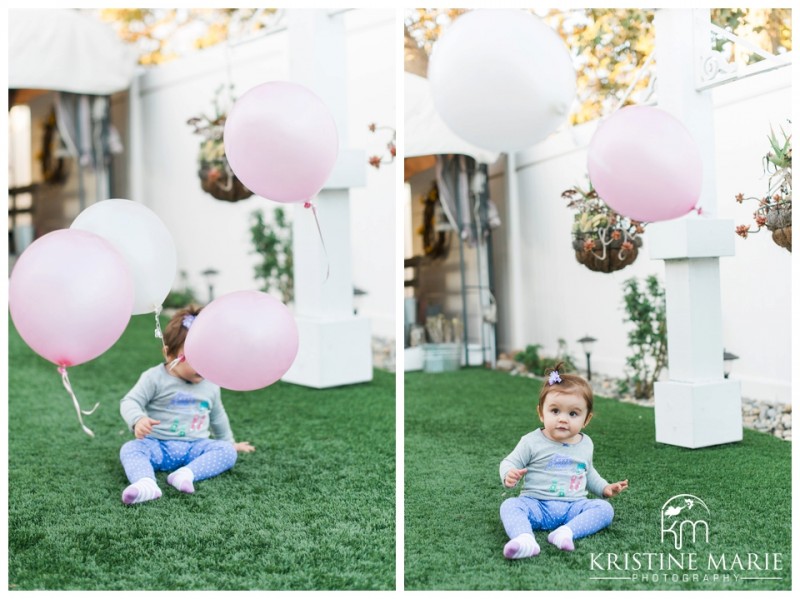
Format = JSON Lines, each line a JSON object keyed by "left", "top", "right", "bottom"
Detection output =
{"left": 120, "top": 364, "right": 235, "bottom": 443}
{"left": 500, "top": 429, "right": 609, "bottom": 501}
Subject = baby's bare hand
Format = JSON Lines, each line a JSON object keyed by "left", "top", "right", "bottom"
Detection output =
{"left": 234, "top": 441, "right": 256, "bottom": 453}
{"left": 504, "top": 467, "right": 528, "bottom": 488}
{"left": 603, "top": 480, "right": 629, "bottom": 497}
{"left": 134, "top": 417, "right": 160, "bottom": 439}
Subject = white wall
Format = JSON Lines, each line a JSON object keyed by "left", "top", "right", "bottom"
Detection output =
{"left": 495, "top": 67, "right": 791, "bottom": 403}
{"left": 344, "top": 10, "right": 397, "bottom": 339}
{"left": 407, "top": 67, "right": 791, "bottom": 403}
{"left": 134, "top": 9, "right": 396, "bottom": 338}
{"left": 714, "top": 68, "right": 792, "bottom": 403}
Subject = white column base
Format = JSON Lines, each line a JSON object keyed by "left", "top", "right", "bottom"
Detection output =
{"left": 654, "top": 380, "right": 743, "bottom": 448}
{"left": 282, "top": 315, "right": 373, "bottom": 388}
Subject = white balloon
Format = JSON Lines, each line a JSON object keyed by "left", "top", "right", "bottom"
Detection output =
{"left": 428, "top": 9, "right": 576, "bottom": 153}
{"left": 71, "top": 199, "right": 177, "bottom": 315}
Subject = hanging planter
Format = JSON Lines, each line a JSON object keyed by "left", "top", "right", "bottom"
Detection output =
{"left": 572, "top": 233, "right": 643, "bottom": 273}
{"left": 760, "top": 198, "right": 791, "bottom": 251}
{"left": 735, "top": 123, "right": 791, "bottom": 252}
{"left": 188, "top": 86, "right": 253, "bottom": 203}
{"left": 564, "top": 183, "right": 645, "bottom": 273}
{"left": 198, "top": 159, "right": 253, "bottom": 203}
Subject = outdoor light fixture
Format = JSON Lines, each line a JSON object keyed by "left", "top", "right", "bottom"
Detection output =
{"left": 201, "top": 268, "right": 219, "bottom": 304}
{"left": 723, "top": 349, "right": 739, "bottom": 379}
{"left": 578, "top": 335, "right": 597, "bottom": 381}
{"left": 354, "top": 286, "right": 367, "bottom": 316}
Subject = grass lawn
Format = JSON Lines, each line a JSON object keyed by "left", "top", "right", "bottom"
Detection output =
{"left": 405, "top": 369, "right": 791, "bottom": 591}
{"left": 8, "top": 315, "right": 395, "bottom": 591}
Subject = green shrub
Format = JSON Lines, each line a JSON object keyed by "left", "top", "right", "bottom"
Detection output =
{"left": 617, "top": 275, "right": 667, "bottom": 399}
{"left": 515, "top": 340, "right": 578, "bottom": 376}
{"left": 162, "top": 270, "right": 199, "bottom": 308}
{"left": 250, "top": 208, "right": 293, "bottom": 304}
{"left": 515, "top": 344, "right": 543, "bottom": 374}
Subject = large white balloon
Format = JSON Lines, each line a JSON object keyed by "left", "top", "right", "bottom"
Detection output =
{"left": 71, "top": 199, "right": 177, "bottom": 315}
{"left": 428, "top": 9, "right": 576, "bottom": 153}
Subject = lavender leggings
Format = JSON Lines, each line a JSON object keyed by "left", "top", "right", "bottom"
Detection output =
{"left": 120, "top": 437, "right": 237, "bottom": 484}
{"left": 500, "top": 496, "right": 614, "bottom": 540}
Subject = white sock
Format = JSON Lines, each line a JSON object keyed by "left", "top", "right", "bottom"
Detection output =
{"left": 503, "top": 533, "right": 540, "bottom": 559}
{"left": 548, "top": 525, "right": 575, "bottom": 551}
{"left": 167, "top": 467, "right": 195, "bottom": 494}
{"left": 122, "top": 477, "right": 162, "bottom": 505}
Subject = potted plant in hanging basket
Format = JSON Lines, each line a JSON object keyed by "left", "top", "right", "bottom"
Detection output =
{"left": 187, "top": 86, "right": 253, "bottom": 203}
{"left": 563, "top": 182, "right": 645, "bottom": 273}
{"left": 735, "top": 124, "right": 791, "bottom": 252}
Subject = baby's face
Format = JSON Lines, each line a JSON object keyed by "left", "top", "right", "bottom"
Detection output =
{"left": 166, "top": 348, "right": 204, "bottom": 384}
{"left": 538, "top": 391, "right": 592, "bottom": 444}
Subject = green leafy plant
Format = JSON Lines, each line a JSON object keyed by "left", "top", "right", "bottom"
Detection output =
{"left": 250, "top": 208, "right": 293, "bottom": 304}
{"left": 515, "top": 344, "right": 544, "bottom": 374}
{"left": 515, "top": 340, "right": 578, "bottom": 376}
{"left": 162, "top": 270, "right": 199, "bottom": 308}
{"left": 617, "top": 275, "right": 667, "bottom": 399}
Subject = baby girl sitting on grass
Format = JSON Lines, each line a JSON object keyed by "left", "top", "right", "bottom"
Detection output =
{"left": 118, "top": 306, "right": 255, "bottom": 504}
{"left": 499, "top": 364, "right": 628, "bottom": 559}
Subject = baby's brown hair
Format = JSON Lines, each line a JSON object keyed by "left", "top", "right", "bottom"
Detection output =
{"left": 538, "top": 362, "right": 594, "bottom": 423}
{"left": 162, "top": 305, "right": 202, "bottom": 359}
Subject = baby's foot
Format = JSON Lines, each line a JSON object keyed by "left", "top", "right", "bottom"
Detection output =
{"left": 503, "top": 533, "right": 540, "bottom": 559}
{"left": 547, "top": 526, "right": 575, "bottom": 551}
{"left": 167, "top": 467, "right": 195, "bottom": 494}
{"left": 122, "top": 477, "right": 162, "bottom": 505}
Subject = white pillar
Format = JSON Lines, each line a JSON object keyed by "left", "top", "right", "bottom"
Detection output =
{"left": 504, "top": 153, "right": 525, "bottom": 351}
{"left": 127, "top": 73, "right": 144, "bottom": 206}
{"left": 650, "top": 9, "right": 741, "bottom": 448}
{"left": 281, "top": 9, "right": 372, "bottom": 388}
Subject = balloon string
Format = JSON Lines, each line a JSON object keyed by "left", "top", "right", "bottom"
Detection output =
{"left": 153, "top": 304, "right": 166, "bottom": 351}
{"left": 304, "top": 201, "right": 330, "bottom": 282}
{"left": 167, "top": 354, "right": 185, "bottom": 372}
{"left": 612, "top": 49, "right": 657, "bottom": 114}
{"left": 57, "top": 365, "right": 99, "bottom": 438}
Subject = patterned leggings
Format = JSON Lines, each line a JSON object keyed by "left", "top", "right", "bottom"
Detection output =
{"left": 500, "top": 496, "right": 614, "bottom": 540}
{"left": 120, "top": 437, "right": 237, "bottom": 484}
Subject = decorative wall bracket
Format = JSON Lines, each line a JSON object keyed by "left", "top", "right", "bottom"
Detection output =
{"left": 694, "top": 11, "right": 792, "bottom": 91}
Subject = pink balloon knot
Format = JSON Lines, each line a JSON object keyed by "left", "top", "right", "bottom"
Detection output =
{"left": 304, "top": 202, "right": 313, "bottom": 209}
{"left": 57, "top": 365, "right": 67, "bottom": 376}
{"left": 695, "top": 206, "right": 704, "bottom": 216}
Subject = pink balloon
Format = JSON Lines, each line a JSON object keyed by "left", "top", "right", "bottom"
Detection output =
{"left": 223, "top": 81, "right": 339, "bottom": 203}
{"left": 587, "top": 106, "right": 702, "bottom": 222}
{"left": 184, "top": 291, "right": 299, "bottom": 391}
{"left": 9, "top": 229, "right": 134, "bottom": 367}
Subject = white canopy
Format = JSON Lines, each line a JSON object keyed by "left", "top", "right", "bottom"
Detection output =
{"left": 9, "top": 9, "right": 137, "bottom": 95}
{"left": 404, "top": 72, "right": 501, "bottom": 165}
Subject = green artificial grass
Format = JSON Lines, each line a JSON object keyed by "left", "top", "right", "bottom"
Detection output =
{"left": 8, "top": 315, "right": 395, "bottom": 591}
{"left": 405, "top": 369, "right": 791, "bottom": 591}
